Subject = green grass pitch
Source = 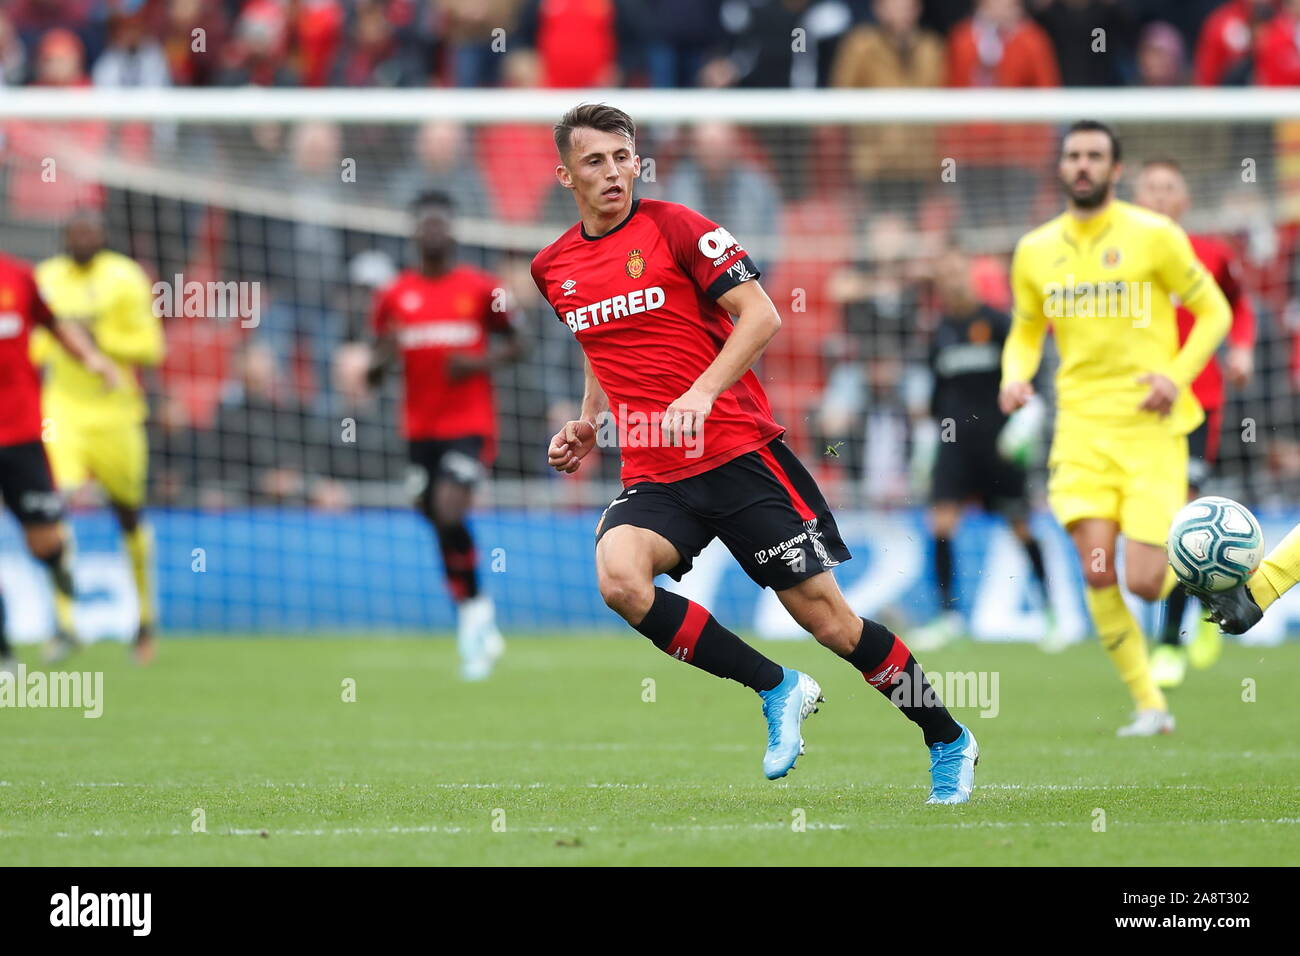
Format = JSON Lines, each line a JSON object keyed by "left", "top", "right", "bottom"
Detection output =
{"left": 2, "top": 634, "right": 1297, "bottom": 866}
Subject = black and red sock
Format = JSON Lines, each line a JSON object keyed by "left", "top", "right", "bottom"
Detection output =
{"left": 841, "top": 617, "right": 962, "bottom": 746}
{"left": 633, "top": 587, "right": 783, "bottom": 692}
{"left": 435, "top": 523, "right": 479, "bottom": 601}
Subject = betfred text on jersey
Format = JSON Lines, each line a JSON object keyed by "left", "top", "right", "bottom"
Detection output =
{"left": 563, "top": 286, "right": 666, "bottom": 333}
{"left": 594, "top": 402, "right": 704, "bottom": 458}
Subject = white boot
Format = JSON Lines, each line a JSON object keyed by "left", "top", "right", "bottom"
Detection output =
{"left": 456, "top": 595, "right": 499, "bottom": 681}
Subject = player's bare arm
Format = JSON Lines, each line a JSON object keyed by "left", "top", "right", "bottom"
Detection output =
{"left": 548, "top": 354, "right": 605, "bottom": 474}
{"left": 446, "top": 321, "right": 529, "bottom": 381}
{"left": 661, "top": 279, "right": 782, "bottom": 447}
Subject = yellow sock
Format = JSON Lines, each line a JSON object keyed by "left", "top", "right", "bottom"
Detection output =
{"left": 1247, "top": 521, "right": 1300, "bottom": 612}
{"left": 124, "top": 524, "right": 155, "bottom": 629}
{"left": 1159, "top": 565, "right": 1179, "bottom": 600}
{"left": 1085, "top": 584, "right": 1167, "bottom": 712}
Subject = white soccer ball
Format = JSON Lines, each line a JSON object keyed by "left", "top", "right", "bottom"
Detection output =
{"left": 1167, "top": 496, "right": 1264, "bottom": 593}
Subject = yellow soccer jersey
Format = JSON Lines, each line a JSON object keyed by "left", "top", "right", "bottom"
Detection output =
{"left": 32, "top": 250, "right": 164, "bottom": 428}
{"left": 1003, "top": 199, "right": 1230, "bottom": 437}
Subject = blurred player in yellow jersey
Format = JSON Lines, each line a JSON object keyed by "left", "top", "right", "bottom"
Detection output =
{"left": 31, "top": 210, "right": 165, "bottom": 665}
{"left": 999, "top": 121, "right": 1231, "bottom": 737}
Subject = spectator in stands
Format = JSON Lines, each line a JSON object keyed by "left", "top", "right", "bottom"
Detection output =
{"left": 9, "top": 0, "right": 102, "bottom": 74}
{"left": 218, "top": 0, "right": 299, "bottom": 86}
{"left": 439, "top": 0, "right": 520, "bottom": 87}
{"left": 330, "top": 0, "right": 423, "bottom": 87}
{"left": 258, "top": 121, "right": 348, "bottom": 399}
{"left": 1029, "top": 0, "right": 1137, "bottom": 86}
{"left": 161, "top": 0, "right": 229, "bottom": 86}
{"left": 1254, "top": 0, "right": 1300, "bottom": 83}
{"left": 294, "top": 0, "right": 344, "bottom": 87}
{"left": 700, "top": 0, "right": 856, "bottom": 89}
{"left": 666, "top": 122, "right": 781, "bottom": 274}
{"left": 945, "top": 0, "right": 1060, "bottom": 226}
{"left": 642, "top": 0, "right": 725, "bottom": 87}
{"left": 1136, "top": 21, "right": 1189, "bottom": 85}
{"left": 305, "top": 345, "right": 406, "bottom": 507}
{"left": 514, "top": 0, "right": 636, "bottom": 87}
{"left": 0, "top": 13, "right": 27, "bottom": 86}
{"left": 831, "top": 0, "right": 945, "bottom": 212}
{"left": 388, "top": 120, "right": 490, "bottom": 216}
{"left": 817, "top": 211, "right": 924, "bottom": 494}
{"left": 1194, "top": 0, "right": 1276, "bottom": 85}
{"left": 93, "top": 4, "right": 170, "bottom": 88}
{"left": 4, "top": 29, "right": 106, "bottom": 223}
{"left": 199, "top": 343, "right": 317, "bottom": 507}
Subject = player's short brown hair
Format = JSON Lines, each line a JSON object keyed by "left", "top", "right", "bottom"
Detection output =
{"left": 553, "top": 103, "right": 636, "bottom": 162}
{"left": 1139, "top": 157, "right": 1185, "bottom": 176}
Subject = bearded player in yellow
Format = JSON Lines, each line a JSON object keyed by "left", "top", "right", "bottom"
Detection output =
{"left": 999, "top": 121, "right": 1230, "bottom": 737}
{"left": 32, "top": 211, "right": 165, "bottom": 665}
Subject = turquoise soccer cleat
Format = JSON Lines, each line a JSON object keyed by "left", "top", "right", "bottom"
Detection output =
{"left": 926, "top": 723, "right": 979, "bottom": 804}
{"left": 759, "top": 668, "right": 823, "bottom": 780}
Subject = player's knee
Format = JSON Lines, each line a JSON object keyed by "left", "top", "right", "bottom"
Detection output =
{"left": 1082, "top": 565, "right": 1118, "bottom": 589}
{"left": 799, "top": 601, "right": 860, "bottom": 655}
{"left": 597, "top": 566, "right": 653, "bottom": 622}
{"left": 1127, "top": 570, "right": 1164, "bottom": 602}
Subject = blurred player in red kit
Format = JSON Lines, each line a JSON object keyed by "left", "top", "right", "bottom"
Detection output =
{"left": 362, "top": 192, "right": 526, "bottom": 680}
{"left": 0, "top": 252, "right": 118, "bottom": 675}
{"left": 1135, "top": 158, "right": 1256, "bottom": 686}
{"left": 532, "top": 103, "right": 978, "bottom": 802}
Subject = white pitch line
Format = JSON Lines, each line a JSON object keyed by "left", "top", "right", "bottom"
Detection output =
{"left": 6, "top": 780, "right": 1293, "bottom": 793}
{"left": 3, "top": 818, "right": 1297, "bottom": 841}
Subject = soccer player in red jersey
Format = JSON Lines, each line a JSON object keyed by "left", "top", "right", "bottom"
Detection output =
{"left": 364, "top": 192, "right": 525, "bottom": 681}
{"left": 1135, "top": 158, "right": 1257, "bottom": 685}
{"left": 533, "top": 103, "right": 977, "bottom": 802}
{"left": 0, "top": 251, "right": 117, "bottom": 674}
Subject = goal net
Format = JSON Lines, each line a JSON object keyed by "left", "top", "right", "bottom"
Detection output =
{"left": 1, "top": 88, "right": 1297, "bottom": 643}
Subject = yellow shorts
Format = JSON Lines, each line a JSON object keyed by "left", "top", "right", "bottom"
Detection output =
{"left": 1047, "top": 428, "right": 1187, "bottom": 547}
{"left": 44, "top": 418, "right": 149, "bottom": 508}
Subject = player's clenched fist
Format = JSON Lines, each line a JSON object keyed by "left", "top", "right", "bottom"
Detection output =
{"left": 548, "top": 419, "right": 597, "bottom": 474}
{"left": 998, "top": 381, "right": 1035, "bottom": 415}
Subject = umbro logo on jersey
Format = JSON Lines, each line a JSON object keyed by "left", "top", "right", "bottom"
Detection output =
{"left": 781, "top": 548, "right": 806, "bottom": 573}
{"left": 727, "top": 261, "right": 755, "bottom": 284}
{"left": 561, "top": 279, "right": 577, "bottom": 295}
{"left": 0, "top": 312, "right": 21, "bottom": 338}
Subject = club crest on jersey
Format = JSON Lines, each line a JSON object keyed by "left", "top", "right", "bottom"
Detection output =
{"left": 1101, "top": 247, "right": 1122, "bottom": 268}
{"left": 625, "top": 249, "right": 646, "bottom": 279}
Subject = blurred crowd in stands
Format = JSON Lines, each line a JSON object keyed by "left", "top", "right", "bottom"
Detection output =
{"left": 3, "top": 0, "right": 1300, "bottom": 92}
{"left": 4, "top": 0, "right": 1300, "bottom": 511}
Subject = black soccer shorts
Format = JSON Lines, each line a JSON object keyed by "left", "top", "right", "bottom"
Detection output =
{"left": 0, "top": 440, "right": 64, "bottom": 525}
{"left": 930, "top": 426, "right": 1029, "bottom": 520}
{"left": 595, "top": 437, "right": 852, "bottom": 591}
{"left": 407, "top": 436, "right": 488, "bottom": 495}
